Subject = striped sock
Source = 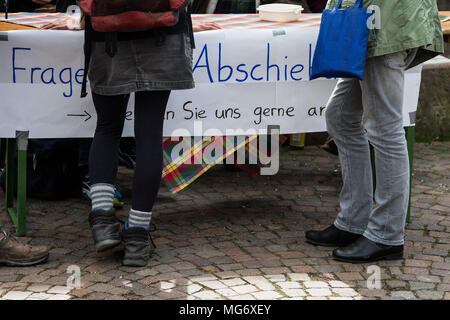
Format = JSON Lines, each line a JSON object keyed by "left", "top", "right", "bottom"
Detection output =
{"left": 90, "top": 183, "right": 115, "bottom": 212}
{"left": 128, "top": 209, "right": 152, "bottom": 229}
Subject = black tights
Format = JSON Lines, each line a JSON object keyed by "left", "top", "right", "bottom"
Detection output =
{"left": 89, "top": 91, "right": 170, "bottom": 212}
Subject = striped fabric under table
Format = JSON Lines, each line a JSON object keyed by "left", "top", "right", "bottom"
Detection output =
{"left": 0, "top": 12, "right": 322, "bottom": 29}
{"left": 2, "top": 12, "right": 448, "bottom": 30}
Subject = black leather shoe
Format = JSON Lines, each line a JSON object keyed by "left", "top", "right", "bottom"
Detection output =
{"left": 332, "top": 236, "right": 403, "bottom": 263}
{"left": 122, "top": 226, "right": 154, "bottom": 267}
{"left": 88, "top": 209, "right": 121, "bottom": 252}
{"left": 305, "top": 225, "right": 361, "bottom": 247}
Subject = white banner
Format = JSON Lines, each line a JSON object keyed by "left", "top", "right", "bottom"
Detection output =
{"left": 0, "top": 28, "right": 422, "bottom": 138}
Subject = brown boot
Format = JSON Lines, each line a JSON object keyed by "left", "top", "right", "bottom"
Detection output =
{"left": 321, "top": 135, "right": 339, "bottom": 156}
{"left": 0, "top": 230, "right": 49, "bottom": 266}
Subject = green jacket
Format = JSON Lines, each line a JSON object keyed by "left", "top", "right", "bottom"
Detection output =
{"left": 326, "top": 0, "right": 444, "bottom": 66}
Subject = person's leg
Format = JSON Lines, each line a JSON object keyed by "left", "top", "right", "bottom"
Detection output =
{"left": 122, "top": 90, "right": 170, "bottom": 267}
{"left": 332, "top": 49, "right": 418, "bottom": 263}
{"left": 128, "top": 90, "right": 170, "bottom": 226}
{"left": 89, "top": 93, "right": 129, "bottom": 211}
{"left": 88, "top": 92, "right": 129, "bottom": 252}
{"left": 326, "top": 79, "right": 373, "bottom": 235}
{"left": 360, "top": 50, "right": 416, "bottom": 246}
{"left": 305, "top": 78, "right": 371, "bottom": 246}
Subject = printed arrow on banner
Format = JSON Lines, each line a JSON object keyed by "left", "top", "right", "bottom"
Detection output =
{"left": 67, "top": 110, "right": 92, "bottom": 122}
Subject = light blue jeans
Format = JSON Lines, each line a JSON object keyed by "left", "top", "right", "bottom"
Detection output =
{"left": 326, "top": 49, "right": 418, "bottom": 246}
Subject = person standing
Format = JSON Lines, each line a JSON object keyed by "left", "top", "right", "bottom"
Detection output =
{"left": 81, "top": 4, "right": 195, "bottom": 267}
{"left": 305, "top": 0, "right": 444, "bottom": 263}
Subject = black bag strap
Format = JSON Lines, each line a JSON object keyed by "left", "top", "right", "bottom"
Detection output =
{"left": 186, "top": 2, "right": 195, "bottom": 49}
{"left": 81, "top": 14, "right": 92, "bottom": 98}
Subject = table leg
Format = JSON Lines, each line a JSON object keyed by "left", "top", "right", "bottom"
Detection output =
{"left": 5, "top": 138, "right": 15, "bottom": 211}
{"left": 5, "top": 131, "right": 29, "bottom": 236}
{"left": 16, "top": 131, "right": 29, "bottom": 235}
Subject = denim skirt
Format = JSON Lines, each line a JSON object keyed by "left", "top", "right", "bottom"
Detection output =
{"left": 88, "top": 33, "right": 194, "bottom": 95}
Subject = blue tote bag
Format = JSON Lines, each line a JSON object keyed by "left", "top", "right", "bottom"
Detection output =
{"left": 310, "top": 0, "right": 373, "bottom": 80}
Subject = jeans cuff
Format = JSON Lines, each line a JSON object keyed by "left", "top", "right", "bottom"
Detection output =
{"left": 363, "top": 230, "right": 404, "bottom": 246}
{"left": 334, "top": 219, "right": 365, "bottom": 235}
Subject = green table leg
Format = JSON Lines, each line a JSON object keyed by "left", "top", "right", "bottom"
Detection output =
{"left": 5, "top": 131, "right": 29, "bottom": 236}
{"left": 406, "top": 127, "right": 415, "bottom": 223}
{"left": 5, "top": 138, "right": 15, "bottom": 212}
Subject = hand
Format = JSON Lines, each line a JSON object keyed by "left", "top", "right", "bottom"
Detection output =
{"left": 192, "top": 21, "right": 222, "bottom": 32}
{"left": 32, "top": 0, "right": 53, "bottom": 4}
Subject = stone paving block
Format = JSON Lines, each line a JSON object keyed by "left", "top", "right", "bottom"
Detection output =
{"left": 215, "top": 271, "right": 240, "bottom": 279}
{"left": 416, "top": 275, "right": 441, "bottom": 283}
{"left": 27, "top": 284, "right": 52, "bottom": 292}
{"left": 304, "top": 281, "right": 329, "bottom": 288}
{"left": 390, "top": 291, "right": 416, "bottom": 300}
{"left": 252, "top": 291, "right": 283, "bottom": 299}
{"left": 87, "top": 283, "right": 115, "bottom": 293}
{"left": 47, "top": 294, "right": 72, "bottom": 300}
{"left": 193, "top": 290, "right": 222, "bottom": 300}
{"left": 264, "top": 274, "right": 286, "bottom": 283}
{"left": 422, "top": 248, "right": 449, "bottom": 256}
{"left": 232, "top": 284, "right": 258, "bottom": 295}
{"left": 216, "top": 288, "right": 238, "bottom": 297}
{"left": 282, "top": 289, "right": 307, "bottom": 297}
{"left": 2, "top": 291, "right": 32, "bottom": 300}
{"left": 48, "top": 286, "right": 71, "bottom": 295}
{"left": 221, "top": 278, "right": 246, "bottom": 287}
{"left": 184, "top": 283, "right": 203, "bottom": 294}
{"left": 26, "top": 292, "right": 53, "bottom": 300}
{"left": 229, "top": 294, "right": 256, "bottom": 300}
{"left": 277, "top": 281, "right": 302, "bottom": 289}
{"left": 416, "top": 290, "right": 444, "bottom": 300}
{"left": 306, "top": 288, "right": 332, "bottom": 297}
{"left": 306, "top": 296, "right": 328, "bottom": 300}
{"left": 385, "top": 280, "right": 408, "bottom": 289}
{"left": 331, "top": 288, "right": 359, "bottom": 297}
{"left": 200, "top": 280, "right": 227, "bottom": 290}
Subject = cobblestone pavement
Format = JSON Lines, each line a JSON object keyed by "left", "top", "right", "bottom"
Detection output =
{"left": 0, "top": 142, "right": 449, "bottom": 300}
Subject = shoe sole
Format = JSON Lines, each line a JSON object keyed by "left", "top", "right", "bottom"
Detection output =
{"left": 95, "top": 239, "right": 121, "bottom": 252}
{"left": 305, "top": 239, "right": 351, "bottom": 247}
{"left": 332, "top": 252, "right": 403, "bottom": 264}
{"left": 0, "top": 253, "right": 49, "bottom": 267}
{"left": 122, "top": 259, "right": 147, "bottom": 267}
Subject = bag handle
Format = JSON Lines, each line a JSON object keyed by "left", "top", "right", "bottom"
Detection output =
{"left": 334, "top": 0, "right": 364, "bottom": 10}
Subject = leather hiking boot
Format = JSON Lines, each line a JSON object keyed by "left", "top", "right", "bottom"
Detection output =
{"left": 0, "top": 230, "right": 49, "bottom": 266}
{"left": 88, "top": 209, "right": 121, "bottom": 252}
{"left": 333, "top": 236, "right": 404, "bottom": 264}
{"left": 122, "top": 226, "right": 154, "bottom": 267}
{"left": 305, "top": 225, "right": 361, "bottom": 247}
